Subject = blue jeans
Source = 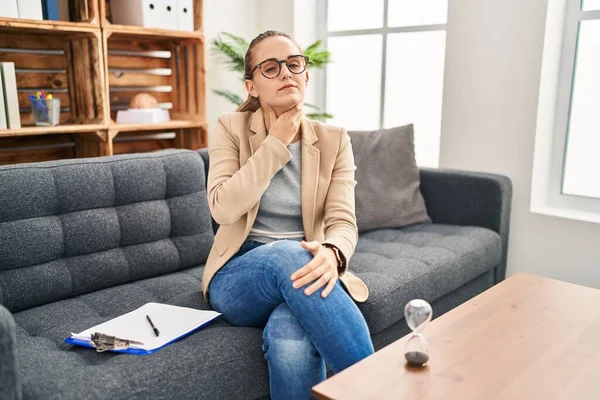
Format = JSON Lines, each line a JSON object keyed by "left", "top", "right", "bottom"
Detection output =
{"left": 208, "top": 240, "right": 374, "bottom": 400}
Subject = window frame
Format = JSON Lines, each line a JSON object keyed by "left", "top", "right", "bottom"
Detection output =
{"left": 320, "top": 0, "right": 447, "bottom": 130}
{"left": 531, "top": 0, "right": 600, "bottom": 224}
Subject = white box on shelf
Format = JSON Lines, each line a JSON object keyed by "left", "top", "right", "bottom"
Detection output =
{"left": 162, "top": 0, "right": 178, "bottom": 30}
{"left": 0, "top": 0, "right": 19, "bottom": 18}
{"left": 0, "top": 68, "right": 7, "bottom": 130}
{"left": 16, "top": 0, "right": 44, "bottom": 20}
{"left": 116, "top": 108, "right": 171, "bottom": 124}
{"left": 0, "top": 62, "right": 21, "bottom": 129}
{"left": 110, "top": 0, "right": 162, "bottom": 28}
{"left": 177, "top": 0, "right": 194, "bottom": 31}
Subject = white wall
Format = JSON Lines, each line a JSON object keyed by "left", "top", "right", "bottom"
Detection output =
{"left": 257, "top": 0, "right": 294, "bottom": 32}
{"left": 292, "top": 0, "right": 324, "bottom": 109}
{"left": 440, "top": 0, "right": 600, "bottom": 289}
{"left": 204, "top": 0, "right": 259, "bottom": 138}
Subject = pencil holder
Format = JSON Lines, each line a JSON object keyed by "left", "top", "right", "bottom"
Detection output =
{"left": 30, "top": 98, "right": 60, "bottom": 126}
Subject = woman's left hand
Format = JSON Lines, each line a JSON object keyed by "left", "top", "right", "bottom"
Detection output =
{"left": 291, "top": 241, "right": 339, "bottom": 298}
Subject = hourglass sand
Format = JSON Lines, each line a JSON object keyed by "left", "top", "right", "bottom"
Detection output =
{"left": 404, "top": 299, "right": 433, "bottom": 367}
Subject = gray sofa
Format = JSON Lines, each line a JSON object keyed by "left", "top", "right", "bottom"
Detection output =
{"left": 0, "top": 148, "right": 511, "bottom": 400}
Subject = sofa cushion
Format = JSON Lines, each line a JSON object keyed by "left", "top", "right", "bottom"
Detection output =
{"left": 0, "top": 150, "right": 215, "bottom": 313}
{"left": 352, "top": 223, "right": 502, "bottom": 334}
{"left": 349, "top": 125, "right": 431, "bottom": 232}
{"left": 13, "top": 266, "right": 270, "bottom": 400}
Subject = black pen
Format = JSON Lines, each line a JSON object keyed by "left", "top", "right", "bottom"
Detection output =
{"left": 146, "top": 314, "right": 160, "bottom": 337}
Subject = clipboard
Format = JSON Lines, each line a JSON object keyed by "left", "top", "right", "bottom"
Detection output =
{"left": 65, "top": 303, "right": 221, "bottom": 355}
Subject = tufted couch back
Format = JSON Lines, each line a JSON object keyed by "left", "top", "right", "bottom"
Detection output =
{"left": 0, "top": 150, "right": 214, "bottom": 313}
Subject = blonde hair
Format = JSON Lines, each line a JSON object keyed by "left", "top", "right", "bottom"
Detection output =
{"left": 237, "top": 30, "right": 303, "bottom": 113}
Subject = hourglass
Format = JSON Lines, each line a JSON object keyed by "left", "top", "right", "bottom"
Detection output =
{"left": 404, "top": 299, "right": 433, "bottom": 367}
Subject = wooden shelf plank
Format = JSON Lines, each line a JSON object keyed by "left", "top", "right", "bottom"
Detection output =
{"left": 109, "top": 119, "right": 206, "bottom": 133}
{"left": 0, "top": 124, "right": 106, "bottom": 137}
{"left": 104, "top": 24, "right": 203, "bottom": 41}
{"left": 0, "top": 17, "right": 99, "bottom": 35}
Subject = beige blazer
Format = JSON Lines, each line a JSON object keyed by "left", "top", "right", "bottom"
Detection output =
{"left": 201, "top": 108, "right": 369, "bottom": 304}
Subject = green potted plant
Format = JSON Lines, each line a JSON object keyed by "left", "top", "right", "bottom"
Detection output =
{"left": 211, "top": 32, "right": 333, "bottom": 121}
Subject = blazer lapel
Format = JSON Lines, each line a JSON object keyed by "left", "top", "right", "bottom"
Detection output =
{"left": 301, "top": 118, "right": 319, "bottom": 241}
{"left": 249, "top": 108, "right": 267, "bottom": 156}
{"left": 245, "top": 109, "right": 267, "bottom": 234}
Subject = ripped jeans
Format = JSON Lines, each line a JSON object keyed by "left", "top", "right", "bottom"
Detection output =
{"left": 208, "top": 240, "right": 374, "bottom": 400}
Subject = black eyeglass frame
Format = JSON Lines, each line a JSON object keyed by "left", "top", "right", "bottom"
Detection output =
{"left": 250, "top": 55, "right": 310, "bottom": 79}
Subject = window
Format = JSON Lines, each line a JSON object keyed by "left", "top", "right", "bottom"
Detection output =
{"left": 562, "top": 4, "right": 600, "bottom": 198}
{"left": 323, "top": 0, "right": 448, "bottom": 167}
{"left": 532, "top": 0, "right": 600, "bottom": 223}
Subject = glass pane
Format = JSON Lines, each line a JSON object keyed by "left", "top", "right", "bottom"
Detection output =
{"left": 327, "top": 0, "right": 384, "bottom": 32}
{"left": 582, "top": 0, "right": 600, "bottom": 11}
{"left": 388, "top": 0, "right": 448, "bottom": 27}
{"left": 562, "top": 20, "right": 600, "bottom": 198}
{"left": 326, "top": 35, "right": 383, "bottom": 131}
{"left": 383, "top": 31, "right": 446, "bottom": 167}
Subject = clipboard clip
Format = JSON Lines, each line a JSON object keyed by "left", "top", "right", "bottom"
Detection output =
{"left": 89, "top": 332, "right": 145, "bottom": 352}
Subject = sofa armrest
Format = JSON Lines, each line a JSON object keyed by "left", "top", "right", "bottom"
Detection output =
{"left": 419, "top": 168, "right": 513, "bottom": 283}
{"left": 0, "top": 305, "right": 21, "bottom": 400}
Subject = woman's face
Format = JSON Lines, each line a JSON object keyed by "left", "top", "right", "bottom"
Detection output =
{"left": 244, "top": 36, "right": 309, "bottom": 113}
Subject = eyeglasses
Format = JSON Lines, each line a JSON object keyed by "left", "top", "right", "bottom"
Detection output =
{"left": 250, "top": 55, "right": 310, "bottom": 79}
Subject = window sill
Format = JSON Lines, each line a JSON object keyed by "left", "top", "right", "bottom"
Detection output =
{"left": 531, "top": 204, "right": 600, "bottom": 225}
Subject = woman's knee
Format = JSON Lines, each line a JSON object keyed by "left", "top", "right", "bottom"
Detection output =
{"left": 261, "top": 240, "right": 312, "bottom": 275}
{"left": 262, "top": 303, "right": 319, "bottom": 363}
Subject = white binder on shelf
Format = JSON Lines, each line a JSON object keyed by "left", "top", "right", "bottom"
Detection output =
{"left": 0, "top": 0, "right": 19, "bottom": 18}
{"left": 0, "top": 63, "right": 21, "bottom": 129}
{"left": 162, "top": 0, "right": 178, "bottom": 30}
{"left": 110, "top": 0, "right": 163, "bottom": 29}
{"left": 17, "top": 0, "right": 44, "bottom": 20}
{"left": 177, "top": 0, "right": 194, "bottom": 31}
{"left": 0, "top": 69, "right": 7, "bottom": 130}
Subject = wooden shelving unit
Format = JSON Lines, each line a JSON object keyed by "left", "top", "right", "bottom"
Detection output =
{"left": 0, "top": 0, "right": 206, "bottom": 165}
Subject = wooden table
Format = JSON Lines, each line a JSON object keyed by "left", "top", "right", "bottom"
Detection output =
{"left": 312, "top": 272, "right": 600, "bottom": 400}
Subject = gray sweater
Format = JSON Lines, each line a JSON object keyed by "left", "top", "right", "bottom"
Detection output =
{"left": 247, "top": 140, "right": 304, "bottom": 243}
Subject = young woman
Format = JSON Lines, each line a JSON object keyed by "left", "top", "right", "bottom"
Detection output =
{"left": 201, "top": 30, "right": 374, "bottom": 400}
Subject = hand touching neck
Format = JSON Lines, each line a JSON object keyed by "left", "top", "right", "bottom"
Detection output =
{"left": 262, "top": 104, "right": 302, "bottom": 134}
{"left": 261, "top": 104, "right": 304, "bottom": 146}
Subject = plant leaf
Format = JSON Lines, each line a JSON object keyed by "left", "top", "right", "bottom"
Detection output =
{"left": 304, "top": 103, "right": 333, "bottom": 121}
{"left": 303, "top": 40, "right": 322, "bottom": 54}
{"left": 303, "top": 40, "right": 331, "bottom": 69}
{"left": 220, "top": 32, "right": 249, "bottom": 52}
{"left": 306, "top": 112, "right": 333, "bottom": 122}
{"left": 303, "top": 102, "right": 320, "bottom": 110}
{"left": 212, "top": 89, "right": 245, "bottom": 106}
{"left": 210, "top": 34, "right": 245, "bottom": 73}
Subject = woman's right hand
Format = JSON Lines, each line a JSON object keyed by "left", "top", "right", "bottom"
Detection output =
{"left": 263, "top": 104, "right": 303, "bottom": 147}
